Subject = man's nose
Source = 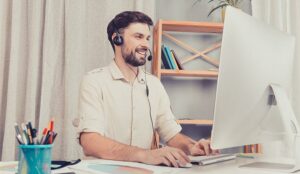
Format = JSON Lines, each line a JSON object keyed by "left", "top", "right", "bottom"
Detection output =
{"left": 141, "top": 39, "right": 150, "bottom": 48}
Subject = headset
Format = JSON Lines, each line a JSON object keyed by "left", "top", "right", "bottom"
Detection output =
{"left": 113, "top": 30, "right": 124, "bottom": 46}
{"left": 112, "top": 20, "right": 124, "bottom": 46}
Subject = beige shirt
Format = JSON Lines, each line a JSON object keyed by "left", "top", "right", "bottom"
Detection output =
{"left": 77, "top": 61, "right": 181, "bottom": 149}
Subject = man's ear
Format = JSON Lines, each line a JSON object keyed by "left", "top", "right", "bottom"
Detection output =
{"left": 111, "top": 33, "right": 117, "bottom": 41}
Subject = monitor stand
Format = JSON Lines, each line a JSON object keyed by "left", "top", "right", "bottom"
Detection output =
{"left": 240, "top": 84, "right": 300, "bottom": 173}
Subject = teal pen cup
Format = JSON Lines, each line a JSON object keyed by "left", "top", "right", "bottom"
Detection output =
{"left": 18, "top": 144, "right": 52, "bottom": 174}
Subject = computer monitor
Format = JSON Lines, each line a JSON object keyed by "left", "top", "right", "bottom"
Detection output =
{"left": 210, "top": 7, "right": 300, "bottom": 172}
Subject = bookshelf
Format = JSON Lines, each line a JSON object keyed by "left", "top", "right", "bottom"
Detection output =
{"left": 152, "top": 20, "right": 223, "bottom": 126}
{"left": 152, "top": 20, "right": 223, "bottom": 79}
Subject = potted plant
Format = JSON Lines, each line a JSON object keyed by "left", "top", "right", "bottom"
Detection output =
{"left": 193, "top": 0, "right": 241, "bottom": 22}
{"left": 208, "top": 0, "right": 241, "bottom": 21}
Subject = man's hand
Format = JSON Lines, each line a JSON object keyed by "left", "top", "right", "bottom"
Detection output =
{"left": 189, "top": 139, "right": 219, "bottom": 156}
{"left": 138, "top": 146, "right": 190, "bottom": 168}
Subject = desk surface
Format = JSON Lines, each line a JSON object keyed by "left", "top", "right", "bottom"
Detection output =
{"left": 1, "top": 157, "right": 299, "bottom": 174}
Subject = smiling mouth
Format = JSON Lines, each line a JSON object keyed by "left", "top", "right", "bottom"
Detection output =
{"left": 136, "top": 48, "right": 148, "bottom": 56}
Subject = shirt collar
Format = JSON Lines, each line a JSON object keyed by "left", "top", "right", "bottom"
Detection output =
{"left": 109, "top": 61, "right": 146, "bottom": 83}
{"left": 109, "top": 61, "right": 124, "bottom": 80}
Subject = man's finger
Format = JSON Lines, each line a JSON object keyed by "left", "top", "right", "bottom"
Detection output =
{"left": 162, "top": 157, "right": 171, "bottom": 167}
{"left": 199, "top": 140, "right": 210, "bottom": 155}
{"left": 191, "top": 147, "right": 205, "bottom": 156}
{"left": 165, "top": 153, "right": 178, "bottom": 168}
{"left": 177, "top": 149, "right": 190, "bottom": 162}
{"left": 172, "top": 151, "right": 188, "bottom": 166}
{"left": 211, "top": 149, "right": 220, "bottom": 155}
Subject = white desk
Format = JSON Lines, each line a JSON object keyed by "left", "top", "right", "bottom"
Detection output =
{"left": 1, "top": 157, "right": 299, "bottom": 174}
{"left": 68, "top": 157, "right": 300, "bottom": 174}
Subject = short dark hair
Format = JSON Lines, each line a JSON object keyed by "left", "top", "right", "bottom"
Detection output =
{"left": 107, "top": 11, "right": 153, "bottom": 51}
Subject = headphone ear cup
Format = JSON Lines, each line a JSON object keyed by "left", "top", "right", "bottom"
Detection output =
{"left": 113, "top": 35, "right": 123, "bottom": 46}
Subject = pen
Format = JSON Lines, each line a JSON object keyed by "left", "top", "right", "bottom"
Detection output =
{"left": 26, "top": 123, "right": 33, "bottom": 144}
{"left": 28, "top": 122, "right": 34, "bottom": 143}
{"left": 32, "top": 128, "right": 38, "bottom": 144}
{"left": 16, "top": 134, "right": 24, "bottom": 144}
{"left": 21, "top": 123, "right": 29, "bottom": 145}
{"left": 14, "top": 123, "right": 24, "bottom": 144}
{"left": 43, "top": 131, "right": 51, "bottom": 144}
{"left": 52, "top": 132, "right": 57, "bottom": 143}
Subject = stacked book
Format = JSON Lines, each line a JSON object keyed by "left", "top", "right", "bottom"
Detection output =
{"left": 161, "top": 45, "right": 183, "bottom": 70}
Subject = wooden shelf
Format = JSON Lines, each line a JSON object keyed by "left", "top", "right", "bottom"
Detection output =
{"left": 151, "top": 20, "right": 221, "bottom": 129}
{"left": 161, "top": 20, "right": 223, "bottom": 33}
{"left": 152, "top": 20, "right": 223, "bottom": 79}
{"left": 160, "top": 69, "right": 218, "bottom": 78}
{"left": 176, "top": 119, "right": 213, "bottom": 125}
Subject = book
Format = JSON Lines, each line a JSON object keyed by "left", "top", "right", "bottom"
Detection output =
{"left": 161, "top": 45, "right": 172, "bottom": 69}
{"left": 164, "top": 45, "right": 177, "bottom": 69}
{"left": 171, "top": 50, "right": 184, "bottom": 70}
{"left": 169, "top": 49, "right": 179, "bottom": 70}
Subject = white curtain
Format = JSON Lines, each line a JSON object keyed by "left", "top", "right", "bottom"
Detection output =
{"left": 0, "top": 0, "right": 155, "bottom": 161}
{"left": 251, "top": 0, "right": 300, "bottom": 156}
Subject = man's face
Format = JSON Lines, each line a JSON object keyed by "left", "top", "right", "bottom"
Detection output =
{"left": 120, "top": 23, "right": 151, "bottom": 67}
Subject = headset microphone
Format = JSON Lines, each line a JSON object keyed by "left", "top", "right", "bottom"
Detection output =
{"left": 147, "top": 49, "right": 152, "bottom": 61}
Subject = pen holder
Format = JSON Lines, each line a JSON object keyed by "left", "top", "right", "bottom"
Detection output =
{"left": 18, "top": 144, "right": 52, "bottom": 174}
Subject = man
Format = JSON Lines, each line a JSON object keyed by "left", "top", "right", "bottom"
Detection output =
{"left": 78, "top": 11, "right": 217, "bottom": 168}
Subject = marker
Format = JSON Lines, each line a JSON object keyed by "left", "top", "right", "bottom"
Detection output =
{"left": 40, "top": 128, "right": 48, "bottom": 145}
{"left": 50, "top": 119, "right": 54, "bottom": 132}
{"left": 49, "top": 119, "right": 54, "bottom": 144}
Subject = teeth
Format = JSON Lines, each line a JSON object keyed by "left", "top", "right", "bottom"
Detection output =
{"left": 137, "top": 51, "right": 146, "bottom": 55}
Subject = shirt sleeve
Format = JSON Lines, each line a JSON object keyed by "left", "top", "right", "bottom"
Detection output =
{"left": 155, "top": 82, "right": 182, "bottom": 143}
{"left": 77, "top": 74, "right": 105, "bottom": 136}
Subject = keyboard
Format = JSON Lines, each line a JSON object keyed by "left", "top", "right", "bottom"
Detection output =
{"left": 189, "top": 154, "right": 236, "bottom": 166}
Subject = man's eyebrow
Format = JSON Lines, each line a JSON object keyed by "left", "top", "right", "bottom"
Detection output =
{"left": 133, "top": 32, "right": 151, "bottom": 38}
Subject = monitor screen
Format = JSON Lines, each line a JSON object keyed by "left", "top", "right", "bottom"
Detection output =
{"left": 211, "top": 6, "right": 296, "bottom": 150}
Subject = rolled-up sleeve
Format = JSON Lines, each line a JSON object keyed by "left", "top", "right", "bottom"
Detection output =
{"left": 77, "top": 74, "right": 105, "bottom": 135}
{"left": 155, "top": 83, "right": 182, "bottom": 143}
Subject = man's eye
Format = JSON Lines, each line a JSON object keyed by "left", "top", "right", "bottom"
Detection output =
{"left": 136, "top": 35, "right": 143, "bottom": 39}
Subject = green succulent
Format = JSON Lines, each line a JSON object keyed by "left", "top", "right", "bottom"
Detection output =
{"left": 207, "top": 0, "right": 241, "bottom": 17}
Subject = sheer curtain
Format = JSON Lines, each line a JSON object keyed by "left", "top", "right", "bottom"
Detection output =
{"left": 251, "top": 0, "right": 300, "bottom": 156}
{"left": 0, "top": 0, "right": 155, "bottom": 161}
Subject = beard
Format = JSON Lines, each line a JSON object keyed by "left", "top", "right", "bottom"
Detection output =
{"left": 122, "top": 47, "right": 146, "bottom": 67}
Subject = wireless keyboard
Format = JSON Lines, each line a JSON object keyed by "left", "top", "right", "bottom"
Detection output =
{"left": 189, "top": 154, "right": 236, "bottom": 166}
